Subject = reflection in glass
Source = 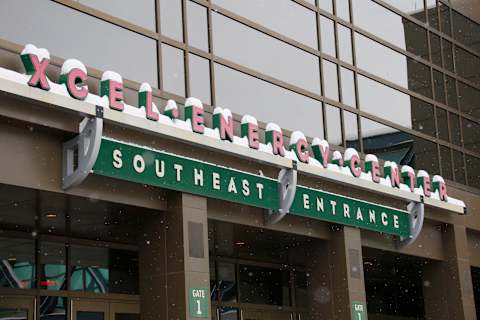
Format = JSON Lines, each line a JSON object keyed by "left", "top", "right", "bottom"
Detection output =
{"left": 187, "top": 1, "right": 209, "bottom": 51}
{"left": 160, "top": 0, "right": 183, "bottom": 42}
{"left": 361, "top": 117, "right": 439, "bottom": 174}
{"left": 453, "top": 150, "right": 466, "bottom": 184}
{"left": 218, "top": 307, "right": 239, "bottom": 320}
{"left": 70, "top": 245, "right": 139, "bottom": 294}
{"left": 436, "top": 108, "right": 449, "bottom": 141}
{"left": 455, "top": 46, "right": 480, "bottom": 86}
{"left": 466, "top": 155, "right": 480, "bottom": 187}
{"left": 214, "top": 64, "right": 324, "bottom": 139}
{"left": 452, "top": 9, "right": 480, "bottom": 53}
{"left": 336, "top": 0, "right": 350, "bottom": 22}
{"left": 0, "top": 238, "right": 35, "bottom": 289}
{"left": 0, "top": 308, "right": 27, "bottom": 320}
{"left": 212, "top": 13, "right": 321, "bottom": 94}
{"left": 449, "top": 113, "right": 461, "bottom": 146}
{"left": 442, "top": 39, "right": 454, "bottom": 72}
{"left": 338, "top": 25, "right": 353, "bottom": 64}
{"left": 458, "top": 82, "right": 480, "bottom": 119}
{"left": 239, "top": 265, "right": 290, "bottom": 306}
{"left": 162, "top": 44, "right": 185, "bottom": 97}
{"left": 39, "top": 242, "right": 66, "bottom": 291}
{"left": 411, "top": 98, "right": 435, "bottom": 138}
{"left": 440, "top": 146, "right": 453, "bottom": 181}
{"left": 326, "top": 105, "right": 342, "bottom": 146}
{"left": 430, "top": 33, "right": 442, "bottom": 67}
{"left": 295, "top": 272, "right": 308, "bottom": 308}
{"left": 319, "top": 0, "right": 334, "bottom": 14}
{"left": 320, "top": 16, "right": 336, "bottom": 57}
{"left": 189, "top": 54, "right": 211, "bottom": 105}
{"left": 115, "top": 314, "right": 139, "bottom": 320}
{"left": 382, "top": 0, "right": 425, "bottom": 22}
{"left": 40, "top": 296, "right": 66, "bottom": 320}
{"left": 323, "top": 61, "right": 339, "bottom": 101}
{"left": 445, "top": 75, "right": 457, "bottom": 108}
{"left": 407, "top": 58, "right": 432, "bottom": 98}
{"left": 439, "top": 2, "right": 451, "bottom": 36}
{"left": 77, "top": 312, "right": 104, "bottom": 320}
{"left": 340, "top": 67, "right": 356, "bottom": 107}
{"left": 344, "top": 111, "right": 359, "bottom": 149}
{"left": 217, "top": 262, "right": 237, "bottom": 303}
{"left": 433, "top": 70, "right": 446, "bottom": 104}
{"left": 426, "top": 0, "right": 439, "bottom": 30}
{"left": 462, "top": 119, "right": 480, "bottom": 154}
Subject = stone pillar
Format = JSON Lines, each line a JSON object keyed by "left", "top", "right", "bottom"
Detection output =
{"left": 423, "top": 224, "right": 476, "bottom": 320}
{"left": 330, "top": 226, "right": 368, "bottom": 320}
{"left": 139, "top": 192, "right": 210, "bottom": 320}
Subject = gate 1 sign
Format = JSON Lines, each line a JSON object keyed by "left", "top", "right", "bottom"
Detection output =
{"left": 352, "top": 301, "right": 367, "bottom": 320}
{"left": 188, "top": 288, "right": 209, "bottom": 318}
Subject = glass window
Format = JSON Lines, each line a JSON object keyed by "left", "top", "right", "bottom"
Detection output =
{"left": 407, "top": 58, "right": 433, "bottom": 98}
{"left": 0, "top": 0, "right": 158, "bottom": 86}
{"left": 338, "top": 25, "right": 353, "bottom": 64}
{"left": 39, "top": 242, "right": 66, "bottom": 291}
{"left": 214, "top": 64, "right": 324, "bottom": 138}
{"left": 336, "top": 0, "right": 350, "bottom": 21}
{"left": 76, "top": 0, "right": 156, "bottom": 31}
{"left": 439, "top": 1, "right": 452, "bottom": 36}
{"left": 442, "top": 39, "right": 454, "bottom": 72}
{"left": 70, "top": 245, "right": 138, "bottom": 294}
{"left": 160, "top": 0, "right": 184, "bottom": 42}
{"left": 162, "top": 44, "right": 185, "bottom": 97}
{"left": 0, "top": 238, "right": 35, "bottom": 289}
{"left": 340, "top": 67, "right": 356, "bottom": 107}
{"left": 361, "top": 117, "right": 439, "bottom": 173}
{"left": 450, "top": 113, "right": 462, "bottom": 146}
{"left": 0, "top": 185, "right": 35, "bottom": 229}
{"left": 320, "top": 16, "right": 336, "bottom": 57}
{"left": 455, "top": 46, "right": 480, "bottom": 86}
{"left": 211, "top": 0, "right": 318, "bottom": 48}
{"left": 452, "top": 9, "right": 480, "bottom": 54}
{"left": 344, "top": 111, "right": 359, "bottom": 149}
{"left": 239, "top": 265, "right": 290, "bottom": 306}
{"left": 445, "top": 75, "right": 458, "bottom": 109}
{"left": 295, "top": 272, "right": 308, "bottom": 308}
{"left": 458, "top": 82, "right": 480, "bottom": 119}
{"left": 357, "top": 75, "right": 413, "bottom": 129}
{"left": 326, "top": 104, "right": 342, "bottom": 146}
{"left": 381, "top": 0, "right": 426, "bottom": 22}
{"left": 466, "top": 155, "right": 480, "bottom": 188}
{"left": 189, "top": 54, "right": 211, "bottom": 105}
{"left": 187, "top": 1, "right": 209, "bottom": 51}
{"left": 217, "top": 262, "right": 237, "bottom": 303}
{"left": 462, "top": 118, "right": 480, "bottom": 154}
{"left": 355, "top": 33, "right": 409, "bottom": 89}
{"left": 436, "top": 108, "right": 449, "bottom": 141}
{"left": 426, "top": 0, "right": 439, "bottom": 30}
{"left": 218, "top": 307, "right": 240, "bottom": 320}
{"left": 212, "top": 13, "right": 321, "bottom": 94}
{"left": 453, "top": 150, "right": 466, "bottom": 184}
{"left": 40, "top": 296, "right": 66, "bottom": 320}
{"left": 430, "top": 33, "right": 442, "bottom": 67}
{"left": 433, "top": 70, "right": 446, "bottom": 104}
{"left": 412, "top": 98, "right": 436, "bottom": 137}
{"left": 319, "top": 0, "right": 334, "bottom": 14}
{"left": 439, "top": 145, "right": 453, "bottom": 180}
{"left": 323, "top": 61, "right": 339, "bottom": 101}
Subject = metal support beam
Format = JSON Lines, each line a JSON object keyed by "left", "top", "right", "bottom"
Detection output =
{"left": 62, "top": 106, "right": 103, "bottom": 189}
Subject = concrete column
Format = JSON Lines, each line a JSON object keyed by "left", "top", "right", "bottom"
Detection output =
{"left": 330, "top": 226, "right": 367, "bottom": 320}
{"left": 139, "top": 192, "right": 210, "bottom": 320}
{"left": 424, "top": 224, "right": 476, "bottom": 320}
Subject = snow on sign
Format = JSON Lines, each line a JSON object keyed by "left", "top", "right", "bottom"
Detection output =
{"left": 93, "top": 138, "right": 410, "bottom": 237}
{"left": 0, "top": 44, "right": 466, "bottom": 213}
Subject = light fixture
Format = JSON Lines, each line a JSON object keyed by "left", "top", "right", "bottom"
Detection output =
{"left": 7, "top": 256, "right": 16, "bottom": 262}
{"left": 45, "top": 213, "right": 57, "bottom": 219}
{"left": 234, "top": 241, "right": 246, "bottom": 246}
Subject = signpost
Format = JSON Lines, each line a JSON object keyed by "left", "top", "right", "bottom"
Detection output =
{"left": 352, "top": 301, "right": 367, "bottom": 320}
{"left": 188, "top": 288, "right": 209, "bottom": 318}
{"left": 93, "top": 138, "right": 411, "bottom": 237}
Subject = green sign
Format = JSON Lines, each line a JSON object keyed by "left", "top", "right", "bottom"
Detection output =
{"left": 291, "top": 186, "right": 410, "bottom": 237}
{"left": 93, "top": 139, "right": 410, "bottom": 237}
{"left": 352, "top": 301, "right": 367, "bottom": 320}
{"left": 93, "top": 138, "right": 278, "bottom": 209}
{"left": 188, "top": 287, "right": 209, "bottom": 318}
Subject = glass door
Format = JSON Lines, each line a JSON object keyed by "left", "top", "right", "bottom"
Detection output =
{"left": 71, "top": 300, "right": 107, "bottom": 320}
{"left": 109, "top": 303, "right": 139, "bottom": 320}
{"left": 0, "top": 296, "right": 34, "bottom": 320}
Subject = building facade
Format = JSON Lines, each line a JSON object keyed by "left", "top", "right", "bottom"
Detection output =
{"left": 0, "top": 0, "right": 479, "bottom": 319}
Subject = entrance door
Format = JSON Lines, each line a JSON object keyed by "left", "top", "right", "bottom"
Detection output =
{"left": 71, "top": 300, "right": 139, "bottom": 320}
{"left": 242, "top": 309, "right": 293, "bottom": 320}
{"left": 0, "top": 296, "right": 34, "bottom": 320}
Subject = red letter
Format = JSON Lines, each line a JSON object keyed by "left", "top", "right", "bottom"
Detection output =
{"left": 349, "top": 154, "right": 362, "bottom": 177}
{"left": 244, "top": 123, "right": 259, "bottom": 149}
{"left": 295, "top": 138, "right": 309, "bottom": 163}
{"left": 384, "top": 162, "right": 400, "bottom": 188}
{"left": 138, "top": 86, "right": 159, "bottom": 121}
{"left": 26, "top": 54, "right": 50, "bottom": 90}
{"left": 66, "top": 68, "right": 88, "bottom": 100}
{"left": 213, "top": 110, "right": 234, "bottom": 141}
{"left": 370, "top": 161, "right": 381, "bottom": 183}
{"left": 270, "top": 131, "right": 285, "bottom": 156}
{"left": 311, "top": 140, "right": 330, "bottom": 168}
{"left": 186, "top": 105, "right": 204, "bottom": 134}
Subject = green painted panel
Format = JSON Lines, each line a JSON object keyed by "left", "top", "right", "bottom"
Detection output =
{"left": 188, "top": 287, "right": 209, "bottom": 318}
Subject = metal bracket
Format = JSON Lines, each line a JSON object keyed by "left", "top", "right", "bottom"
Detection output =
{"left": 397, "top": 197, "right": 425, "bottom": 248}
{"left": 62, "top": 106, "right": 103, "bottom": 189}
{"left": 265, "top": 161, "right": 298, "bottom": 225}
